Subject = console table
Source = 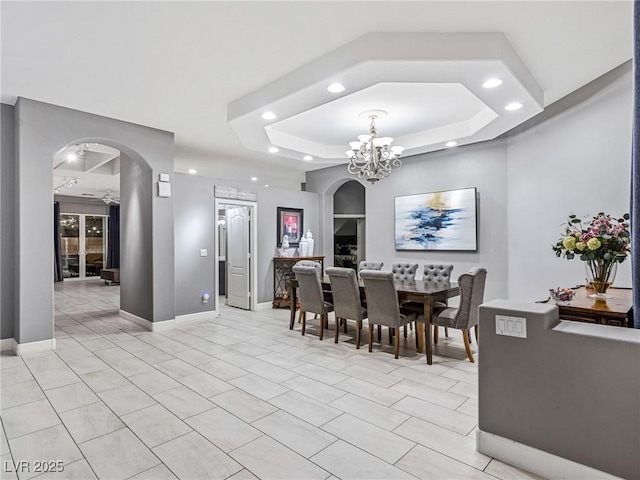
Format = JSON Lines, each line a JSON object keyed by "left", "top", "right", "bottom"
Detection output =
{"left": 556, "top": 287, "right": 633, "bottom": 327}
{"left": 272, "top": 256, "right": 324, "bottom": 308}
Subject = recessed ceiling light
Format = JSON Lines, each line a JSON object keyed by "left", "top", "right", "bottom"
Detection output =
{"left": 188, "top": 169, "right": 197, "bottom": 174}
{"left": 264, "top": 184, "right": 269, "bottom": 188}
{"left": 445, "top": 141, "right": 458, "bottom": 147}
{"left": 483, "top": 78, "right": 503, "bottom": 88}
{"left": 251, "top": 177, "right": 258, "bottom": 182}
{"left": 302, "top": 155, "right": 313, "bottom": 161}
{"left": 268, "top": 147, "right": 279, "bottom": 153}
{"left": 67, "top": 152, "right": 78, "bottom": 162}
{"left": 261, "top": 111, "right": 277, "bottom": 120}
{"left": 327, "top": 83, "right": 345, "bottom": 93}
{"left": 505, "top": 102, "right": 523, "bottom": 111}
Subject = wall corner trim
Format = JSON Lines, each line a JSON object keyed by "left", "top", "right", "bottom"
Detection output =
{"left": 476, "top": 430, "right": 621, "bottom": 480}
{"left": 119, "top": 310, "right": 176, "bottom": 332}
{"left": 13, "top": 338, "right": 56, "bottom": 356}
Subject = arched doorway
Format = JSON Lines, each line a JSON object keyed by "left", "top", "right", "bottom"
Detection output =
{"left": 11, "top": 98, "right": 175, "bottom": 354}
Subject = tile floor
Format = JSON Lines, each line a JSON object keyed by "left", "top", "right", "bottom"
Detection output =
{"left": 0, "top": 280, "right": 543, "bottom": 480}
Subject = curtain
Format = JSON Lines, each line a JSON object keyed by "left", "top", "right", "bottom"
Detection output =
{"left": 633, "top": 1, "right": 640, "bottom": 328}
{"left": 107, "top": 205, "right": 120, "bottom": 269}
{"left": 53, "top": 201, "right": 63, "bottom": 282}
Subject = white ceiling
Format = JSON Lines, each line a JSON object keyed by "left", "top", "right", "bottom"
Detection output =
{"left": 1, "top": 1, "right": 633, "bottom": 192}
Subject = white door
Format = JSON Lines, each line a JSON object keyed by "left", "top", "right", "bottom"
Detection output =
{"left": 226, "top": 206, "right": 251, "bottom": 309}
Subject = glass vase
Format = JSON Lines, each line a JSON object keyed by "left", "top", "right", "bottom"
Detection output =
{"left": 584, "top": 259, "right": 617, "bottom": 301}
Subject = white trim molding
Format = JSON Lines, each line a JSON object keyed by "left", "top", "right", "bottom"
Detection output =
{"left": 13, "top": 338, "right": 56, "bottom": 356}
{"left": 1, "top": 338, "right": 16, "bottom": 352}
{"left": 119, "top": 310, "right": 176, "bottom": 332}
{"left": 255, "top": 301, "right": 274, "bottom": 311}
{"left": 476, "top": 430, "right": 621, "bottom": 480}
{"left": 175, "top": 310, "right": 219, "bottom": 326}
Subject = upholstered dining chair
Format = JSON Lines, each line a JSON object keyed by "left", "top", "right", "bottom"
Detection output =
{"left": 424, "top": 264, "right": 454, "bottom": 337}
{"left": 358, "top": 261, "right": 384, "bottom": 275}
{"left": 360, "top": 270, "right": 419, "bottom": 359}
{"left": 390, "top": 263, "right": 419, "bottom": 339}
{"left": 326, "top": 267, "right": 367, "bottom": 347}
{"left": 430, "top": 266, "right": 487, "bottom": 362}
{"left": 292, "top": 264, "right": 334, "bottom": 340}
{"left": 391, "top": 263, "right": 418, "bottom": 281}
{"left": 423, "top": 264, "right": 454, "bottom": 282}
{"left": 293, "top": 259, "right": 329, "bottom": 323}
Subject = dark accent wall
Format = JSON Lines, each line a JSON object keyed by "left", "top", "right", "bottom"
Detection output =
{"left": 1, "top": 104, "right": 16, "bottom": 341}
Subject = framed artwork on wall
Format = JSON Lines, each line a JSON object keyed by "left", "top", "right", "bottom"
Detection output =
{"left": 395, "top": 187, "right": 478, "bottom": 251}
{"left": 277, "top": 207, "right": 303, "bottom": 247}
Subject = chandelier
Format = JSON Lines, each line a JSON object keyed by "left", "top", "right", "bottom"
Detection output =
{"left": 346, "top": 110, "right": 404, "bottom": 183}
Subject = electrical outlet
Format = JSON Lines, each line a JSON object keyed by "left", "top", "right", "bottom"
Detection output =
{"left": 200, "top": 249, "right": 208, "bottom": 257}
{"left": 202, "top": 293, "right": 210, "bottom": 304}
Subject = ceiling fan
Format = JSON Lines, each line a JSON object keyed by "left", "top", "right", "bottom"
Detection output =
{"left": 92, "top": 190, "right": 120, "bottom": 205}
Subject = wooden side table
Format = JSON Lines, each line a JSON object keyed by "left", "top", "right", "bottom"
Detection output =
{"left": 556, "top": 287, "right": 633, "bottom": 327}
{"left": 272, "top": 256, "right": 324, "bottom": 308}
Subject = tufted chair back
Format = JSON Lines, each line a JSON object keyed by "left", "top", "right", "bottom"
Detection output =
{"left": 358, "top": 261, "right": 384, "bottom": 276}
{"left": 391, "top": 263, "right": 418, "bottom": 281}
{"left": 423, "top": 264, "right": 454, "bottom": 282}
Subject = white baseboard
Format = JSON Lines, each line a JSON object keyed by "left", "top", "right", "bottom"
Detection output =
{"left": 119, "top": 310, "right": 176, "bottom": 332}
{"left": 1, "top": 338, "right": 16, "bottom": 352}
{"left": 476, "top": 429, "right": 621, "bottom": 480}
{"left": 13, "top": 338, "right": 56, "bottom": 356}
{"left": 255, "top": 301, "right": 274, "bottom": 311}
{"left": 175, "top": 310, "right": 218, "bottom": 326}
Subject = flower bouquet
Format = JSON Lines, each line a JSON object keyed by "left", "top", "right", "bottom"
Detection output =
{"left": 552, "top": 213, "right": 630, "bottom": 300}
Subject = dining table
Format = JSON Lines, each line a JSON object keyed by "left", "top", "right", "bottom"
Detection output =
{"left": 287, "top": 275, "right": 460, "bottom": 365}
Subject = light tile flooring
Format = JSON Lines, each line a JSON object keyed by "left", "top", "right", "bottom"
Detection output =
{"left": 0, "top": 280, "right": 543, "bottom": 480}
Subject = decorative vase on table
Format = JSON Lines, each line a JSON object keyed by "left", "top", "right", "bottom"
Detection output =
{"left": 585, "top": 259, "right": 617, "bottom": 300}
{"left": 553, "top": 212, "right": 630, "bottom": 301}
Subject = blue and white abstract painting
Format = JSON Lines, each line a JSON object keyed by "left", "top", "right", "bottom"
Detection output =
{"left": 395, "top": 187, "right": 477, "bottom": 251}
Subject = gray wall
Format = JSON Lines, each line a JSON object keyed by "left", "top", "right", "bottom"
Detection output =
{"left": 120, "top": 156, "right": 154, "bottom": 320}
{"left": 174, "top": 174, "right": 216, "bottom": 316}
{"left": 306, "top": 141, "right": 509, "bottom": 303}
{"left": 173, "top": 173, "right": 320, "bottom": 311}
{"left": 478, "top": 300, "right": 640, "bottom": 479}
{"left": 11, "top": 98, "right": 175, "bottom": 345}
{"left": 1, "top": 104, "right": 15, "bottom": 340}
{"left": 507, "top": 65, "right": 632, "bottom": 301}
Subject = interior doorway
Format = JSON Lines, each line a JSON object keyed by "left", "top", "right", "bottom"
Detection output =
{"left": 333, "top": 180, "right": 366, "bottom": 270}
{"left": 215, "top": 199, "right": 257, "bottom": 311}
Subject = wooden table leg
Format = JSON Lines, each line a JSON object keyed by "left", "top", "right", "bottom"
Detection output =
{"left": 416, "top": 323, "right": 424, "bottom": 353}
{"left": 289, "top": 283, "right": 297, "bottom": 330}
{"left": 424, "top": 298, "right": 433, "bottom": 365}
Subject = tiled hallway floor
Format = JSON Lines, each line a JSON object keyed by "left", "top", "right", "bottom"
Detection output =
{"left": 1, "top": 280, "right": 542, "bottom": 480}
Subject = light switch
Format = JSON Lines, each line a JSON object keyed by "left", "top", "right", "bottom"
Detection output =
{"left": 495, "top": 315, "right": 527, "bottom": 338}
{"left": 200, "top": 249, "right": 207, "bottom": 257}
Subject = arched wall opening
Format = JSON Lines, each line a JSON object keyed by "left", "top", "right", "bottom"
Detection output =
{"left": 12, "top": 98, "right": 175, "bottom": 351}
{"left": 333, "top": 180, "right": 366, "bottom": 270}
